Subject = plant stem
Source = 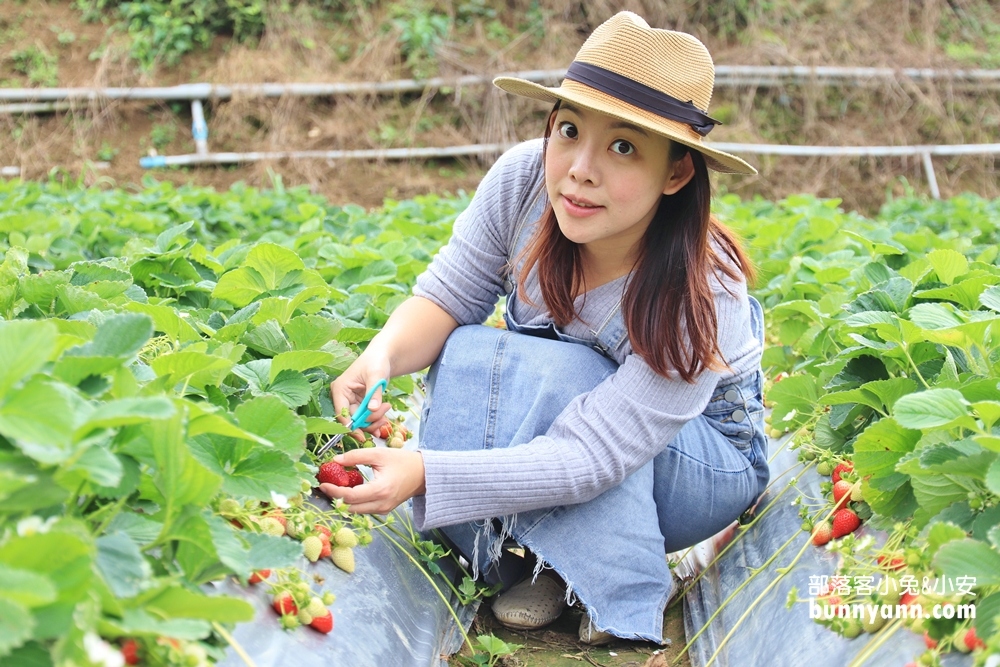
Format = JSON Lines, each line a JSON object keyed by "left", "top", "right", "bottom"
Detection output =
{"left": 845, "top": 619, "right": 902, "bottom": 667}
{"left": 701, "top": 522, "right": 819, "bottom": 667}
{"left": 671, "top": 527, "right": 803, "bottom": 665}
{"left": 212, "top": 621, "right": 257, "bottom": 667}
{"left": 377, "top": 528, "right": 477, "bottom": 654}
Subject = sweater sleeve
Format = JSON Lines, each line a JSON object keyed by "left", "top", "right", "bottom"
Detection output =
{"left": 412, "top": 140, "right": 544, "bottom": 325}
{"left": 411, "top": 273, "right": 755, "bottom": 530}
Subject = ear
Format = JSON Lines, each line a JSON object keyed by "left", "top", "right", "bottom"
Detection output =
{"left": 662, "top": 152, "right": 695, "bottom": 196}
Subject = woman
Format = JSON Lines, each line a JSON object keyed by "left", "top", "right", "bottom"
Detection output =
{"left": 321, "top": 12, "right": 768, "bottom": 646}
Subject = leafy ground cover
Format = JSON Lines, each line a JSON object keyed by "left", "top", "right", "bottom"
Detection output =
{"left": 0, "top": 175, "right": 998, "bottom": 665}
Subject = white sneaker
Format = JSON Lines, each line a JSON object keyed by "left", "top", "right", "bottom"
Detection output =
{"left": 491, "top": 575, "right": 568, "bottom": 630}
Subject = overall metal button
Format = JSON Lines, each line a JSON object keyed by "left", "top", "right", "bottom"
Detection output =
{"left": 724, "top": 389, "right": 739, "bottom": 403}
{"left": 732, "top": 409, "right": 747, "bottom": 423}
{"left": 738, "top": 430, "right": 752, "bottom": 440}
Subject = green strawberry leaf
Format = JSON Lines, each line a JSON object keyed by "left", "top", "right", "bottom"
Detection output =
{"left": 143, "top": 587, "right": 253, "bottom": 623}
{"left": 266, "top": 370, "right": 312, "bottom": 408}
{"left": 980, "top": 284, "right": 1000, "bottom": 312}
{"left": 95, "top": 532, "right": 152, "bottom": 598}
{"left": 933, "top": 538, "right": 1000, "bottom": 587}
{"left": 188, "top": 434, "right": 302, "bottom": 499}
{"left": 0, "top": 565, "right": 57, "bottom": 608}
{"left": 0, "top": 320, "right": 58, "bottom": 400}
{"left": 893, "top": 388, "right": 970, "bottom": 429}
{"left": 0, "top": 598, "right": 34, "bottom": 658}
{"left": 234, "top": 395, "right": 307, "bottom": 457}
{"left": 854, "top": 418, "right": 919, "bottom": 491}
{"left": 285, "top": 314, "right": 342, "bottom": 350}
{"left": 926, "top": 248, "right": 969, "bottom": 285}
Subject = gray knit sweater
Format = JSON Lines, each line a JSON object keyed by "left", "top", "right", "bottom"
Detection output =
{"left": 410, "top": 139, "right": 760, "bottom": 530}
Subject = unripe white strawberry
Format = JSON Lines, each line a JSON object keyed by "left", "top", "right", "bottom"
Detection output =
{"left": 305, "top": 597, "right": 327, "bottom": 617}
{"left": 333, "top": 527, "right": 358, "bottom": 548}
{"left": 331, "top": 547, "right": 355, "bottom": 573}
{"left": 219, "top": 499, "right": 241, "bottom": 516}
{"left": 851, "top": 483, "right": 864, "bottom": 502}
{"left": 297, "top": 609, "right": 314, "bottom": 625}
{"left": 259, "top": 517, "right": 285, "bottom": 537}
{"left": 302, "top": 535, "right": 323, "bottom": 562}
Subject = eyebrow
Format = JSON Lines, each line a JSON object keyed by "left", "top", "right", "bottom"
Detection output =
{"left": 561, "top": 103, "right": 650, "bottom": 137}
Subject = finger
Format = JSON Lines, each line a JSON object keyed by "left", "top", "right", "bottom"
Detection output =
{"left": 334, "top": 448, "right": 384, "bottom": 468}
{"left": 342, "top": 501, "right": 394, "bottom": 516}
{"left": 361, "top": 373, "right": 386, "bottom": 411}
{"left": 318, "top": 482, "right": 378, "bottom": 505}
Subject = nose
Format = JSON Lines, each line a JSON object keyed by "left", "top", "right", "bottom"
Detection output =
{"left": 567, "top": 142, "right": 600, "bottom": 185}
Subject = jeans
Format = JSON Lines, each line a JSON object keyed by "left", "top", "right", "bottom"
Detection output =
{"left": 420, "top": 298, "right": 768, "bottom": 643}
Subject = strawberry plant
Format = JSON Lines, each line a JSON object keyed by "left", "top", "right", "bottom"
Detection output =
{"left": 0, "top": 175, "right": 488, "bottom": 663}
{"left": 2, "top": 172, "right": 998, "bottom": 664}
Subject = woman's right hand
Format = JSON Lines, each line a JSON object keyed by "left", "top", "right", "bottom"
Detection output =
{"left": 330, "top": 351, "right": 393, "bottom": 438}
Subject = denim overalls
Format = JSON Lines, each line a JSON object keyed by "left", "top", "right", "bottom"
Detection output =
{"left": 418, "top": 192, "right": 769, "bottom": 644}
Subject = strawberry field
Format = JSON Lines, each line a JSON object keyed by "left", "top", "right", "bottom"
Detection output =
{"left": 0, "top": 174, "right": 998, "bottom": 666}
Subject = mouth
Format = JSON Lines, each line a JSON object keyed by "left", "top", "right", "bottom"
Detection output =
{"left": 561, "top": 194, "right": 603, "bottom": 211}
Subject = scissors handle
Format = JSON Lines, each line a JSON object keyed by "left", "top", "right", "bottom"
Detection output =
{"left": 349, "top": 378, "right": 388, "bottom": 430}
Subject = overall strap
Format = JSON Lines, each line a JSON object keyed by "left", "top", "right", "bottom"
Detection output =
{"left": 502, "top": 182, "right": 546, "bottom": 295}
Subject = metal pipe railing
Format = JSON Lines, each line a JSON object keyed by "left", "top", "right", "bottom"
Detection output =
{"left": 1, "top": 65, "right": 999, "bottom": 105}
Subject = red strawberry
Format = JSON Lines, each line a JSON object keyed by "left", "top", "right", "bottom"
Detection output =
{"left": 376, "top": 423, "right": 392, "bottom": 439}
{"left": 900, "top": 592, "right": 919, "bottom": 607}
{"left": 812, "top": 522, "right": 833, "bottom": 546}
{"left": 832, "top": 480, "right": 852, "bottom": 508}
{"left": 264, "top": 510, "right": 286, "bottom": 528}
{"left": 964, "top": 627, "right": 986, "bottom": 651}
{"left": 876, "top": 554, "right": 906, "bottom": 571}
{"left": 121, "top": 638, "right": 140, "bottom": 665}
{"left": 317, "top": 462, "right": 352, "bottom": 486}
{"left": 320, "top": 539, "right": 332, "bottom": 559}
{"left": 345, "top": 469, "right": 364, "bottom": 487}
{"left": 923, "top": 631, "right": 938, "bottom": 649}
{"left": 832, "top": 461, "right": 854, "bottom": 484}
{"left": 309, "top": 610, "right": 334, "bottom": 634}
{"left": 248, "top": 570, "right": 271, "bottom": 584}
{"left": 831, "top": 508, "right": 861, "bottom": 538}
{"left": 314, "top": 524, "right": 332, "bottom": 538}
{"left": 272, "top": 591, "right": 298, "bottom": 616}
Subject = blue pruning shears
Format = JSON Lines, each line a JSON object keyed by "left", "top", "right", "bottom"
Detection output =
{"left": 314, "top": 378, "right": 388, "bottom": 458}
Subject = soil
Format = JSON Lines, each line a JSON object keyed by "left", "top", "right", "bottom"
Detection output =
{"left": 449, "top": 597, "right": 689, "bottom": 667}
{"left": 2, "top": 1, "right": 999, "bottom": 214}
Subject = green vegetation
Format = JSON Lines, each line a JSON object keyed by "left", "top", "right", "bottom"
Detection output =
{"left": 0, "top": 172, "right": 997, "bottom": 662}
{"left": 8, "top": 44, "right": 58, "bottom": 87}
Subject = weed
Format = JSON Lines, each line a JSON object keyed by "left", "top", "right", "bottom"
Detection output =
{"left": 9, "top": 44, "right": 58, "bottom": 86}
{"left": 96, "top": 142, "right": 119, "bottom": 162}
{"left": 51, "top": 26, "right": 77, "bottom": 45}
{"left": 453, "top": 634, "right": 522, "bottom": 667}
{"left": 388, "top": 1, "right": 451, "bottom": 78}
{"left": 149, "top": 122, "right": 177, "bottom": 150}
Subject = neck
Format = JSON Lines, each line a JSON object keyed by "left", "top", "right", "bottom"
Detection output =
{"left": 578, "top": 241, "right": 637, "bottom": 294}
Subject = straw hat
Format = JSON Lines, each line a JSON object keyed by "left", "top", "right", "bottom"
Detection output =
{"left": 494, "top": 12, "right": 756, "bottom": 175}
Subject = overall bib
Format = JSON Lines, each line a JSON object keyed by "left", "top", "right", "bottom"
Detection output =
{"left": 417, "top": 195, "right": 769, "bottom": 643}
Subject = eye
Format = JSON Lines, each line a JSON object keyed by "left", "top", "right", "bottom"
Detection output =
{"left": 556, "top": 121, "right": 578, "bottom": 139}
{"left": 610, "top": 140, "right": 634, "bottom": 155}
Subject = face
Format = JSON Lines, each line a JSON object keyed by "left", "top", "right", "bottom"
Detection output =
{"left": 544, "top": 103, "right": 693, "bottom": 263}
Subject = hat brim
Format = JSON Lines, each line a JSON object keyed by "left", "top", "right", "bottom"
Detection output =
{"left": 494, "top": 76, "right": 757, "bottom": 176}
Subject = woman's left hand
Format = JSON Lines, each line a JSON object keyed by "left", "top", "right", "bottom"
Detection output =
{"left": 318, "top": 448, "right": 426, "bottom": 515}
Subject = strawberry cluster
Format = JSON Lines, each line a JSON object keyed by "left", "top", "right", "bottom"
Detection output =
{"left": 214, "top": 488, "right": 375, "bottom": 639}
{"left": 270, "top": 583, "right": 337, "bottom": 634}
{"left": 809, "top": 460, "right": 870, "bottom": 546}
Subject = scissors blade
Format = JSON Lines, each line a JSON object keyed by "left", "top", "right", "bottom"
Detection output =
{"left": 313, "top": 432, "right": 346, "bottom": 459}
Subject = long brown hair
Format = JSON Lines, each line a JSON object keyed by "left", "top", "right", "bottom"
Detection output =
{"left": 517, "top": 104, "right": 755, "bottom": 382}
